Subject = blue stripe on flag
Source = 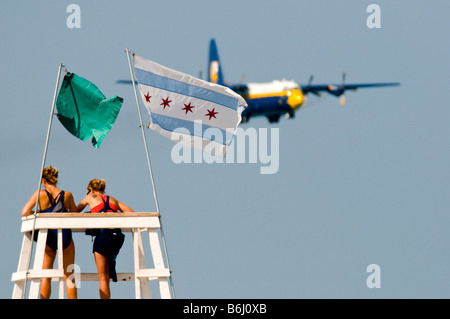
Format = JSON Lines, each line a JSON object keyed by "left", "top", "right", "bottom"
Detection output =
{"left": 151, "top": 113, "right": 234, "bottom": 146}
{"left": 135, "top": 68, "right": 239, "bottom": 111}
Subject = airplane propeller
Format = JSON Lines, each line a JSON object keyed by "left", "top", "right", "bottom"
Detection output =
{"left": 327, "top": 72, "right": 347, "bottom": 105}
{"left": 340, "top": 72, "right": 346, "bottom": 105}
{"left": 307, "top": 75, "right": 321, "bottom": 96}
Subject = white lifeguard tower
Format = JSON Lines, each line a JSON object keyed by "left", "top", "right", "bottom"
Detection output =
{"left": 12, "top": 212, "right": 173, "bottom": 299}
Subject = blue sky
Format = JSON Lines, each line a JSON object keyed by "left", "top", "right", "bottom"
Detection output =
{"left": 1, "top": 0, "right": 449, "bottom": 298}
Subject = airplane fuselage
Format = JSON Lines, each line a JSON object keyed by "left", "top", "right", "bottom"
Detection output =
{"left": 231, "top": 80, "right": 304, "bottom": 122}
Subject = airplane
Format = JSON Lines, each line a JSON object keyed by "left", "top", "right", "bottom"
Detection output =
{"left": 118, "top": 39, "right": 400, "bottom": 123}
{"left": 207, "top": 38, "right": 400, "bottom": 123}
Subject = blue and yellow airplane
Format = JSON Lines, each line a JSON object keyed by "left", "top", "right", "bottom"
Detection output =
{"left": 207, "top": 38, "right": 400, "bottom": 123}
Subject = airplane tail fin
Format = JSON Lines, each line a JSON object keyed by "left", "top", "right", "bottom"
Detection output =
{"left": 208, "top": 38, "right": 225, "bottom": 85}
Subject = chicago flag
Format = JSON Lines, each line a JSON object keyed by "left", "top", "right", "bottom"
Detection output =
{"left": 133, "top": 54, "right": 247, "bottom": 157}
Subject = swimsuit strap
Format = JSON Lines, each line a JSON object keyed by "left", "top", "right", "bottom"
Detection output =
{"left": 57, "top": 191, "right": 65, "bottom": 204}
{"left": 44, "top": 189, "right": 63, "bottom": 204}
{"left": 42, "top": 189, "right": 64, "bottom": 212}
{"left": 100, "top": 195, "right": 113, "bottom": 212}
{"left": 44, "top": 189, "right": 55, "bottom": 206}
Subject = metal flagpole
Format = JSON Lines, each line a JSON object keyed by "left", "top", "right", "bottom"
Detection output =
{"left": 23, "top": 62, "right": 64, "bottom": 298}
{"left": 125, "top": 49, "right": 160, "bottom": 214}
{"left": 125, "top": 49, "right": 176, "bottom": 299}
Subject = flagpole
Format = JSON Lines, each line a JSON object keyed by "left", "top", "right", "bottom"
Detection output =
{"left": 125, "top": 49, "right": 160, "bottom": 214}
{"left": 125, "top": 49, "right": 176, "bottom": 299}
{"left": 23, "top": 62, "right": 64, "bottom": 298}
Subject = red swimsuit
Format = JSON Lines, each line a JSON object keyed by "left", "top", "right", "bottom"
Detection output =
{"left": 91, "top": 194, "right": 118, "bottom": 213}
{"left": 89, "top": 194, "right": 124, "bottom": 282}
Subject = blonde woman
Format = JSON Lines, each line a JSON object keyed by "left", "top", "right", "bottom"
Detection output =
{"left": 77, "top": 178, "right": 133, "bottom": 299}
{"left": 21, "top": 166, "right": 78, "bottom": 299}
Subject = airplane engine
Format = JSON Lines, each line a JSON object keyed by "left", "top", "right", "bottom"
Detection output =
{"left": 287, "top": 88, "right": 304, "bottom": 110}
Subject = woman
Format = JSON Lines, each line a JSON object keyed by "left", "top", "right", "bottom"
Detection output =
{"left": 76, "top": 178, "right": 133, "bottom": 299}
{"left": 21, "top": 165, "right": 78, "bottom": 299}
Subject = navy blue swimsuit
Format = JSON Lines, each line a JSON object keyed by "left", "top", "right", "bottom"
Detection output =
{"left": 35, "top": 190, "right": 73, "bottom": 250}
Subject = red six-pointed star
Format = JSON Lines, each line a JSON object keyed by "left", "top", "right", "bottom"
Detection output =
{"left": 205, "top": 108, "right": 218, "bottom": 120}
{"left": 181, "top": 102, "right": 195, "bottom": 114}
{"left": 160, "top": 97, "right": 172, "bottom": 109}
{"left": 144, "top": 92, "right": 151, "bottom": 103}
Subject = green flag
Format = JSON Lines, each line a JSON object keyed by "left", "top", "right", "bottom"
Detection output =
{"left": 56, "top": 72, "right": 123, "bottom": 149}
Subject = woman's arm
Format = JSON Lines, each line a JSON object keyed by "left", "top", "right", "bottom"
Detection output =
{"left": 64, "top": 191, "right": 78, "bottom": 212}
{"left": 22, "top": 191, "right": 39, "bottom": 217}
{"left": 76, "top": 195, "right": 90, "bottom": 212}
{"left": 117, "top": 200, "right": 134, "bottom": 212}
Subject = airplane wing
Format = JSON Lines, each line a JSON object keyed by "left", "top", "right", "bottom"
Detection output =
{"left": 302, "top": 82, "right": 400, "bottom": 97}
{"left": 116, "top": 80, "right": 136, "bottom": 84}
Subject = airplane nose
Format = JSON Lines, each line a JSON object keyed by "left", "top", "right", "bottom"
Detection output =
{"left": 287, "top": 88, "right": 304, "bottom": 110}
